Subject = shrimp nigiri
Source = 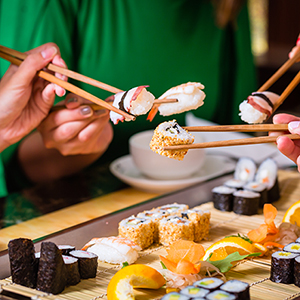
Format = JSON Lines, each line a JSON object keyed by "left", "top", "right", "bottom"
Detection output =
{"left": 110, "top": 86, "right": 155, "bottom": 124}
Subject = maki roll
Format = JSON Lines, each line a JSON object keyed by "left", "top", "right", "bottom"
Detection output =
{"left": 157, "top": 203, "right": 189, "bottom": 215}
{"left": 69, "top": 250, "right": 98, "bottom": 279}
{"left": 294, "top": 256, "right": 300, "bottom": 287}
{"left": 243, "top": 181, "right": 268, "bottom": 207}
{"left": 181, "top": 209, "right": 210, "bottom": 242}
{"left": 158, "top": 216, "right": 194, "bottom": 246}
{"left": 296, "top": 237, "right": 300, "bottom": 243}
{"left": 206, "top": 290, "right": 237, "bottom": 300}
{"left": 193, "top": 278, "right": 224, "bottom": 291}
{"left": 220, "top": 280, "right": 250, "bottom": 300}
{"left": 224, "top": 179, "right": 245, "bottom": 190}
{"left": 283, "top": 242, "right": 300, "bottom": 255}
{"left": 270, "top": 251, "right": 299, "bottom": 283}
{"left": 180, "top": 285, "right": 209, "bottom": 298}
{"left": 212, "top": 186, "right": 236, "bottom": 212}
{"left": 233, "top": 190, "right": 260, "bottom": 215}
{"left": 118, "top": 215, "right": 155, "bottom": 249}
{"left": 234, "top": 157, "right": 256, "bottom": 183}
{"left": 150, "top": 120, "right": 195, "bottom": 160}
{"left": 36, "top": 241, "right": 67, "bottom": 294}
{"left": 8, "top": 238, "right": 38, "bottom": 288}
{"left": 63, "top": 255, "right": 81, "bottom": 286}
{"left": 255, "top": 158, "right": 280, "bottom": 203}
{"left": 58, "top": 245, "right": 76, "bottom": 255}
{"left": 161, "top": 292, "right": 189, "bottom": 300}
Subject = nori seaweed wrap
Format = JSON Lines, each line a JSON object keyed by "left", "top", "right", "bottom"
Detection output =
{"left": 193, "top": 278, "right": 224, "bottom": 291}
{"left": 36, "top": 241, "right": 67, "bottom": 294}
{"left": 212, "top": 186, "right": 236, "bottom": 212}
{"left": 233, "top": 190, "right": 260, "bottom": 215}
{"left": 243, "top": 181, "right": 268, "bottom": 208}
{"left": 270, "top": 251, "right": 298, "bottom": 284}
{"left": 63, "top": 255, "right": 81, "bottom": 286}
{"left": 220, "top": 279, "right": 250, "bottom": 300}
{"left": 69, "top": 250, "right": 98, "bottom": 279}
{"left": 58, "top": 245, "right": 76, "bottom": 255}
{"left": 8, "top": 238, "right": 38, "bottom": 288}
{"left": 294, "top": 256, "right": 300, "bottom": 287}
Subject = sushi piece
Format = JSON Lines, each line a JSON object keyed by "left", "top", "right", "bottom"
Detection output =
{"left": 270, "top": 251, "right": 299, "bottom": 283}
{"left": 296, "top": 237, "right": 300, "bottom": 243}
{"left": 181, "top": 209, "right": 211, "bottom": 242}
{"left": 180, "top": 285, "right": 209, "bottom": 298}
{"left": 233, "top": 190, "right": 260, "bottom": 215}
{"left": 8, "top": 238, "right": 38, "bottom": 288}
{"left": 150, "top": 120, "right": 194, "bottom": 160}
{"left": 36, "top": 241, "right": 67, "bottom": 294}
{"left": 63, "top": 255, "right": 81, "bottom": 286}
{"left": 193, "top": 278, "right": 224, "bottom": 291}
{"left": 212, "top": 186, "right": 236, "bottom": 212}
{"left": 157, "top": 82, "right": 206, "bottom": 116}
{"left": 157, "top": 203, "right": 189, "bottom": 215}
{"left": 283, "top": 242, "right": 300, "bottom": 254}
{"left": 69, "top": 250, "right": 98, "bottom": 279}
{"left": 243, "top": 181, "right": 268, "bottom": 208}
{"left": 118, "top": 215, "right": 155, "bottom": 249}
{"left": 110, "top": 86, "right": 155, "bottom": 124}
{"left": 294, "top": 255, "right": 300, "bottom": 287}
{"left": 220, "top": 280, "right": 250, "bottom": 300}
{"left": 224, "top": 179, "right": 245, "bottom": 190}
{"left": 58, "top": 245, "right": 76, "bottom": 255}
{"left": 234, "top": 157, "right": 256, "bottom": 183}
{"left": 161, "top": 292, "right": 189, "bottom": 300}
{"left": 239, "top": 91, "right": 280, "bottom": 124}
{"left": 255, "top": 158, "right": 280, "bottom": 203}
{"left": 158, "top": 216, "right": 194, "bottom": 246}
{"left": 206, "top": 290, "right": 237, "bottom": 300}
{"left": 81, "top": 236, "right": 141, "bottom": 265}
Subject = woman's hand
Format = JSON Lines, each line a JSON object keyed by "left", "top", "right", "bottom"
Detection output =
{"left": 289, "top": 34, "right": 300, "bottom": 61}
{"left": 0, "top": 43, "right": 66, "bottom": 151}
{"left": 37, "top": 94, "right": 113, "bottom": 156}
{"left": 271, "top": 113, "right": 300, "bottom": 171}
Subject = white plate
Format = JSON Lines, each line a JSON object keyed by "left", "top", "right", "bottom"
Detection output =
{"left": 109, "top": 154, "right": 236, "bottom": 194}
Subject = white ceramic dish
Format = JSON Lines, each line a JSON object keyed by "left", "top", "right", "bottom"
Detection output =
{"left": 109, "top": 154, "right": 235, "bottom": 194}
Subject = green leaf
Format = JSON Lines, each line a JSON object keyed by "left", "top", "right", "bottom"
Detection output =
{"left": 160, "top": 261, "right": 167, "bottom": 269}
{"left": 206, "top": 251, "right": 261, "bottom": 273}
{"left": 121, "top": 261, "right": 129, "bottom": 268}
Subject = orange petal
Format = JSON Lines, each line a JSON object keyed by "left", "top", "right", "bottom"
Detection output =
{"left": 159, "top": 255, "right": 177, "bottom": 273}
{"left": 175, "top": 259, "right": 199, "bottom": 275}
{"left": 248, "top": 224, "right": 268, "bottom": 243}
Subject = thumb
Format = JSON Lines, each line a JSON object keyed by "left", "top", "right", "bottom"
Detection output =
{"left": 288, "top": 121, "right": 300, "bottom": 134}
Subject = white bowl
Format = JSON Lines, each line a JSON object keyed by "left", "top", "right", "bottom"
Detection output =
{"left": 129, "top": 130, "right": 206, "bottom": 180}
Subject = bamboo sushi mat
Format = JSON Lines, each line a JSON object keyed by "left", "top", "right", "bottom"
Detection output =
{"left": 2, "top": 169, "right": 300, "bottom": 300}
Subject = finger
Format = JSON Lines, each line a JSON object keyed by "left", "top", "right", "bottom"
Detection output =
{"left": 52, "top": 54, "right": 67, "bottom": 96}
{"left": 276, "top": 136, "right": 300, "bottom": 164}
{"left": 273, "top": 113, "right": 300, "bottom": 124}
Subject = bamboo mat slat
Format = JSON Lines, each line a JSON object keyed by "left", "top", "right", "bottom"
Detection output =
{"left": 3, "top": 169, "right": 300, "bottom": 300}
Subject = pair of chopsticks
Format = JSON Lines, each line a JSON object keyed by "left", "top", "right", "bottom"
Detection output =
{"left": 0, "top": 45, "right": 176, "bottom": 118}
{"left": 163, "top": 124, "right": 300, "bottom": 150}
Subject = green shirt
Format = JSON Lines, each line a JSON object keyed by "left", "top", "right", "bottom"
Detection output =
{"left": 0, "top": 0, "right": 257, "bottom": 194}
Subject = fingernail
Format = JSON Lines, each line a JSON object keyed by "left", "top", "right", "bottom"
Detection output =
{"left": 94, "top": 109, "right": 106, "bottom": 116}
{"left": 80, "top": 106, "right": 92, "bottom": 115}
{"left": 67, "top": 97, "right": 78, "bottom": 104}
{"left": 288, "top": 121, "right": 300, "bottom": 130}
{"left": 41, "top": 46, "right": 57, "bottom": 59}
{"left": 59, "top": 57, "right": 67, "bottom": 67}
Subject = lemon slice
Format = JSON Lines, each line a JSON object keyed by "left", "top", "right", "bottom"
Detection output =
{"left": 202, "top": 236, "right": 258, "bottom": 261}
{"left": 107, "top": 264, "right": 165, "bottom": 300}
{"left": 282, "top": 200, "right": 300, "bottom": 227}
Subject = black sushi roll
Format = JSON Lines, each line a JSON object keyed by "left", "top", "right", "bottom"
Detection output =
{"left": 193, "top": 277, "right": 224, "bottom": 291}
{"left": 296, "top": 237, "right": 300, "bottom": 244}
{"left": 270, "top": 251, "right": 298, "bottom": 284}
{"left": 243, "top": 181, "right": 268, "bottom": 208}
{"left": 206, "top": 290, "right": 237, "bottom": 300}
{"left": 212, "top": 186, "right": 236, "bottom": 212}
{"left": 36, "top": 241, "right": 67, "bottom": 294}
{"left": 294, "top": 256, "right": 300, "bottom": 287}
{"left": 233, "top": 190, "right": 260, "bottom": 215}
{"left": 220, "top": 280, "right": 250, "bottom": 300}
{"left": 69, "top": 250, "right": 98, "bottom": 279}
{"left": 161, "top": 292, "right": 189, "bottom": 299}
{"left": 8, "top": 238, "right": 38, "bottom": 288}
{"left": 283, "top": 242, "right": 300, "bottom": 255}
{"left": 58, "top": 245, "right": 76, "bottom": 255}
{"left": 255, "top": 158, "right": 280, "bottom": 203}
{"left": 224, "top": 179, "right": 245, "bottom": 190}
{"left": 63, "top": 255, "right": 81, "bottom": 286}
{"left": 234, "top": 157, "right": 256, "bottom": 183}
{"left": 180, "top": 285, "right": 209, "bottom": 298}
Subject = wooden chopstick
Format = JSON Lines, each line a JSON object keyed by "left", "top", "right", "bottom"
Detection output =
{"left": 184, "top": 124, "right": 289, "bottom": 132}
{"left": 163, "top": 134, "right": 300, "bottom": 150}
{"left": 0, "top": 50, "right": 136, "bottom": 121}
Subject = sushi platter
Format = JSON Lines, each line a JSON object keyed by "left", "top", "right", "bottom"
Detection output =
{"left": 1, "top": 168, "right": 300, "bottom": 299}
